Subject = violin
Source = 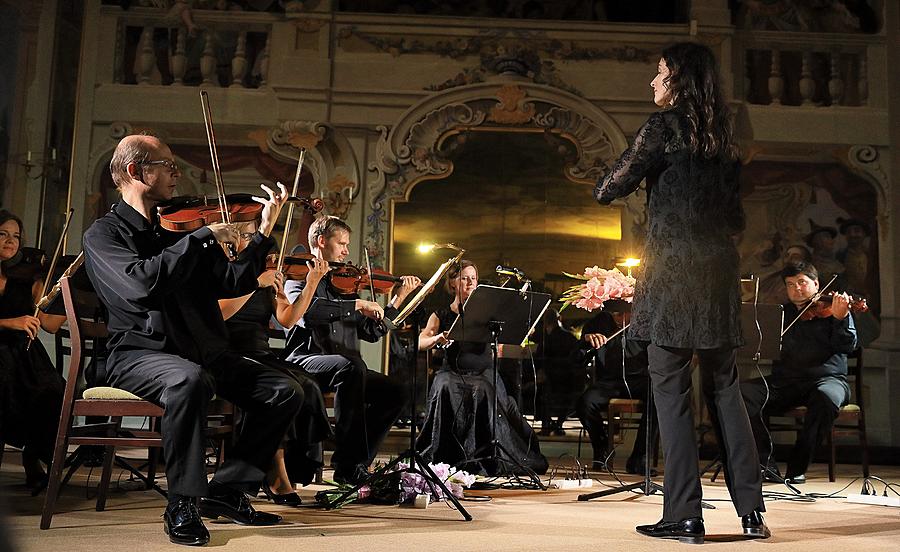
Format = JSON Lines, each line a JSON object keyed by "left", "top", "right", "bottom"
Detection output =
{"left": 798, "top": 291, "right": 868, "bottom": 321}
{"left": 158, "top": 193, "right": 261, "bottom": 232}
{"left": 329, "top": 264, "right": 403, "bottom": 296}
{"left": 158, "top": 193, "right": 323, "bottom": 233}
{"left": 264, "top": 252, "right": 343, "bottom": 281}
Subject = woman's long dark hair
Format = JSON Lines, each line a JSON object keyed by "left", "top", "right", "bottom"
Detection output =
{"left": 662, "top": 42, "right": 738, "bottom": 161}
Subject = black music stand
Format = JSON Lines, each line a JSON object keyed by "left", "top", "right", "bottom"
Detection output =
{"left": 446, "top": 285, "right": 551, "bottom": 490}
{"left": 325, "top": 305, "right": 473, "bottom": 520}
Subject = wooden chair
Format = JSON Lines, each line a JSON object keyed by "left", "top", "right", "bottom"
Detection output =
{"left": 41, "top": 276, "right": 234, "bottom": 529}
{"left": 767, "top": 348, "right": 869, "bottom": 482}
{"left": 828, "top": 347, "right": 869, "bottom": 481}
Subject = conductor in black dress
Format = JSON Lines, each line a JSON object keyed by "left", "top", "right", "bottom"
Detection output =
{"left": 594, "top": 42, "right": 768, "bottom": 543}
{"left": 83, "top": 135, "right": 302, "bottom": 546}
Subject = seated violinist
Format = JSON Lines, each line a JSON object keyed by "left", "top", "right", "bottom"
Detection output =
{"left": 416, "top": 260, "right": 548, "bottom": 476}
{"left": 218, "top": 219, "right": 332, "bottom": 505}
{"left": 281, "top": 215, "right": 417, "bottom": 486}
{"left": 0, "top": 210, "right": 66, "bottom": 492}
{"left": 83, "top": 134, "right": 303, "bottom": 546}
{"left": 741, "top": 261, "right": 857, "bottom": 484}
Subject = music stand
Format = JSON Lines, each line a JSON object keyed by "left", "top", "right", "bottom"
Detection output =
{"left": 325, "top": 303, "right": 473, "bottom": 520}
{"left": 446, "top": 285, "right": 551, "bottom": 490}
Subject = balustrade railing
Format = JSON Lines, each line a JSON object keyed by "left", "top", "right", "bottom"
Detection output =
{"left": 113, "top": 9, "right": 273, "bottom": 88}
{"left": 736, "top": 31, "right": 878, "bottom": 108}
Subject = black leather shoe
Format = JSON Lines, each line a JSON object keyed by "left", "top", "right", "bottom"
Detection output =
{"left": 742, "top": 509, "right": 771, "bottom": 539}
{"left": 785, "top": 473, "right": 806, "bottom": 484}
{"left": 261, "top": 478, "right": 302, "bottom": 507}
{"left": 164, "top": 498, "right": 210, "bottom": 546}
{"left": 333, "top": 464, "right": 370, "bottom": 486}
{"left": 199, "top": 488, "right": 282, "bottom": 526}
{"left": 636, "top": 517, "right": 705, "bottom": 544}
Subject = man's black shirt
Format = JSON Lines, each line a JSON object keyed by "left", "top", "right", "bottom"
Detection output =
{"left": 283, "top": 278, "right": 398, "bottom": 362}
{"left": 83, "top": 201, "right": 274, "bottom": 367}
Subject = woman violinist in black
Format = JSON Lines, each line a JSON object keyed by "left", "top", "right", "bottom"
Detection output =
{"left": 218, "top": 219, "right": 331, "bottom": 505}
{"left": 0, "top": 210, "right": 66, "bottom": 491}
{"left": 416, "top": 260, "right": 548, "bottom": 476}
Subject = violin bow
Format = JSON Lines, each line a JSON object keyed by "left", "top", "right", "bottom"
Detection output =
{"left": 26, "top": 208, "right": 74, "bottom": 351}
{"left": 276, "top": 148, "right": 306, "bottom": 274}
{"left": 385, "top": 246, "right": 466, "bottom": 329}
{"left": 363, "top": 246, "right": 379, "bottom": 300}
{"left": 36, "top": 251, "right": 84, "bottom": 312}
{"left": 199, "top": 90, "right": 237, "bottom": 258}
{"left": 781, "top": 273, "right": 839, "bottom": 337}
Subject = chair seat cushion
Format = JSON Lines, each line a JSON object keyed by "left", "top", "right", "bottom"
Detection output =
{"left": 82, "top": 386, "right": 143, "bottom": 400}
{"left": 840, "top": 403, "right": 861, "bottom": 413}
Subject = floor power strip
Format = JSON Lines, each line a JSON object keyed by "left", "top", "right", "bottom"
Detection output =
{"left": 845, "top": 494, "right": 900, "bottom": 508}
{"left": 550, "top": 479, "right": 594, "bottom": 490}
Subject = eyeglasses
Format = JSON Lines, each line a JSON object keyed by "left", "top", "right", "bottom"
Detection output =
{"left": 239, "top": 231, "right": 256, "bottom": 241}
{"left": 0, "top": 230, "right": 20, "bottom": 242}
{"left": 141, "top": 159, "right": 181, "bottom": 174}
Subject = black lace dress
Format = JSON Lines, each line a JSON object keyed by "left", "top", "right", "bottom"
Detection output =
{"left": 0, "top": 277, "right": 64, "bottom": 464}
{"left": 225, "top": 287, "right": 331, "bottom": 485}
{"left": 416, "top": 307, "right": 548, "bottom": 476}
{"left": 595, "top": 108, "right": 745, "bottom": 349}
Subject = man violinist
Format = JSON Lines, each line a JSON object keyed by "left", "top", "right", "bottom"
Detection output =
{"left": 83, "top": 134, "right": 303, "bottom": 546}
{"left": 282, "top": 215, "right": 419, "bottom": 485}
{"left": 740, "top": 261, "right": 857, "bottom": 484}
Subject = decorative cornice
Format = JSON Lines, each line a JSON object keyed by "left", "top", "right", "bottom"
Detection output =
{"left": 339, "top": 26, "right": 656, "bottom": 64}
{"left": 365, "top": 81, "right": 632, "bottom": 266}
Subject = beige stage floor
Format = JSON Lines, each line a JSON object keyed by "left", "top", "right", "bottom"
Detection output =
{"left": 2, "top": 449, "right": 899, "bottom": 552}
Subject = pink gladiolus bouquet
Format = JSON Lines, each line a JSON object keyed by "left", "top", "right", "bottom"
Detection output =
{"left": 559, "top": 266, "right": 635, "bottom": 312}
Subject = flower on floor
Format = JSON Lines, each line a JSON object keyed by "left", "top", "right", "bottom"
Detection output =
{"left": 316, "top": 461, "right": 476, "bottom": 508}
{"left": 559, "top": 266, "right": 635, "bottom": 312}
{"left": 397, "top": 462, "right": 476, "bottom": 504}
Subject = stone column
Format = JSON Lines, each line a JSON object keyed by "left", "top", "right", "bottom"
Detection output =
{"left": 877, "top": 0, "right": 900, "bottom": 446}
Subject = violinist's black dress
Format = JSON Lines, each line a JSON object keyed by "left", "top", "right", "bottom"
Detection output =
{"left": 225, "top": 287, "right": 331, "bottom": 485}
{"left": 0, "top": 277, "right": 64, "bottom": 469}
{"left": 416, "top": 308, "right": 548, "bottom": 475}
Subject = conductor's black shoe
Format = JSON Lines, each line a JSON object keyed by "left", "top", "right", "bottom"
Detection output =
{"left": 741, "top": 509, "right": 771, "bottom": 539}
{"left": 636, "top": 517, "right": 705, "bottom": 544}
{"left": 333, "top": 464, "right": 370, "bottom": 486}
{"left": 164, "top": 498, "right": 210, "bottom": 546}
{"left": 199, "top": 488, "right": 282, "bottom": 526}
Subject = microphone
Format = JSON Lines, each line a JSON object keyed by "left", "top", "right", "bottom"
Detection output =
{"left": 496, "top": 265, "right": 526, "bottom": 280}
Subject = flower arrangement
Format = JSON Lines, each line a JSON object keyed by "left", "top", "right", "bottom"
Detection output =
{"left": 559, "top": 266, "right": 636, "bottom": 312}
{"left": 317, "top": 461, "right": 476, "bottom": 508}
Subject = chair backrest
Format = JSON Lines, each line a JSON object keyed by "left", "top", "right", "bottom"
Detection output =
{"left": 846, "top": 347, "right": 864, "bottom": 407}
{"left": 60, "top": 276, "right": 108, "bottom": 392}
